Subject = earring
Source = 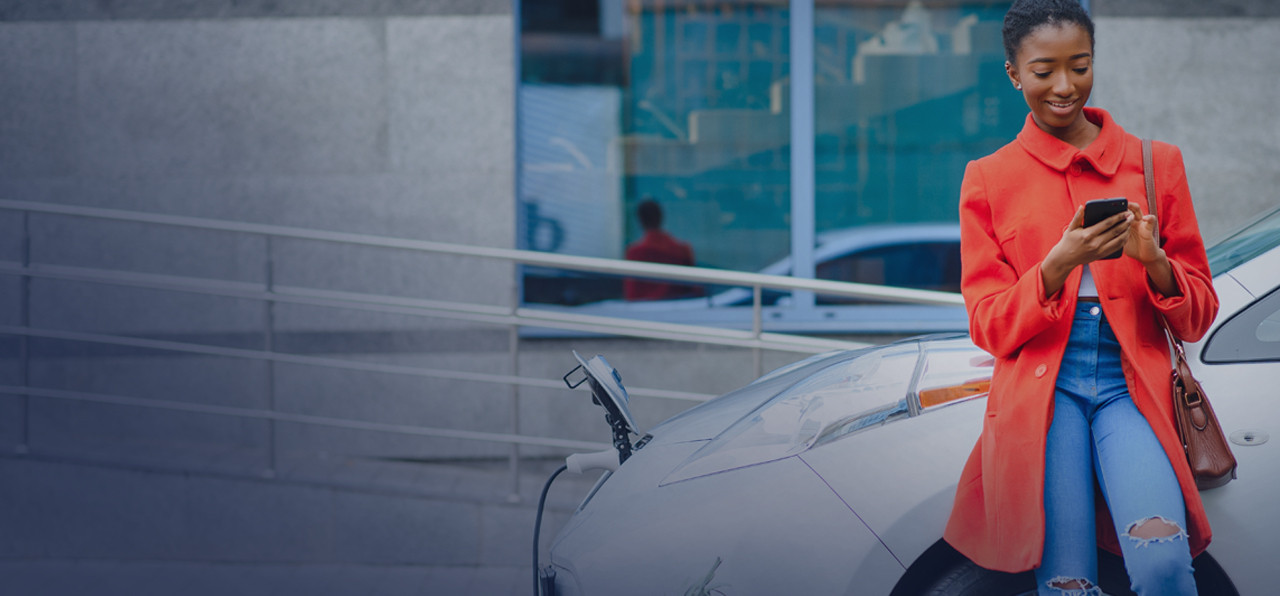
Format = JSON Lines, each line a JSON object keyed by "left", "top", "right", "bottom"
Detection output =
{"left": 1015, "top": 83, "right": 1022, "bottom": 90}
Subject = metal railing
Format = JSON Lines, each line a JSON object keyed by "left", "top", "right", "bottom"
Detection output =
{"left": 0, "top": 198, "right": 964, "bottom": 498}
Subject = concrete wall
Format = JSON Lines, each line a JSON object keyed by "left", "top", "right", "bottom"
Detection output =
{"left": 0, "top": 8, "right": 525, "bottom": 461}
{"left": 1094, "top": 0, "right": 1280, "bottom": 18}
{"left": 1093, "top": 17, "right": 1280, "bottom": 242}
{"left": 1089, "top": 0, "right": 1280, "bottom": 240}
{"left": 0, "top": 6, "right": 549, "bottom": 594}
{"left": 1, "top": 13, "right": 515, "bottom": 268}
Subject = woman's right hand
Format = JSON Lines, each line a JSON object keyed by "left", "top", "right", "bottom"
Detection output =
{"left": 1040, "top": 206, "right": 1134, "bottom": 298}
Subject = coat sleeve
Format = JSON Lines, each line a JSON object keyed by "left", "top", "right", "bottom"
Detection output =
{"left": 959, "top": 161, "right": 1070, "bottom": 358}
{"left": 1147, "top": 143, "right": 1218, "bottom": 342}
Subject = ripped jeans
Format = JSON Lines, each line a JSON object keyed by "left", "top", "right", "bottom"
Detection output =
{"left": 1035, "top": 302, "right": 1197, "bottom": 596}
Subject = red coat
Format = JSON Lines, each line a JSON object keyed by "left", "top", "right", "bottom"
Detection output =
{"left": 943, "top": 108, "right": 1219, "bottom": 572}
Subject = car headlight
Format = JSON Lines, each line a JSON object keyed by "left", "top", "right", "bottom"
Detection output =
{"left": 660, "top": 337, "right": 990, "bottom": 485}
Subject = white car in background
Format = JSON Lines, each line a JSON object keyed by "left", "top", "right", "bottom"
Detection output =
{"left": 542, "top": 206, "right": 1280, "bottom": 595}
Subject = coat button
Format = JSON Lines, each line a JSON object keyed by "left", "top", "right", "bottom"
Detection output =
{"left": 1035, "top": 364, "right": 1048, "bottom": 378}
{"left": 1069, "top": 164, "right": 1083, "bottom": 176}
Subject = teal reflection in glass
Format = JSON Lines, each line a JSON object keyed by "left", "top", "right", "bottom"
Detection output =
{"left": 814, "top": 1, "right": 1020, "bottom": 233}
{"left": 625, "top": 3, "right": 793, "bottom": 275}
{"left": 517, "top": 1, "right": 1017, "bottom": 308}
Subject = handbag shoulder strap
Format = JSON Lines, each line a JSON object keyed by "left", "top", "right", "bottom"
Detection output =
{"left": 1142, "top": 138, "right": 1158, "bottom": 246}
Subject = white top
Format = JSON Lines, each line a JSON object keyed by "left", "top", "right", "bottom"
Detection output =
{"left": 1079, "top": 266, "right": 1098, "bottom": 297}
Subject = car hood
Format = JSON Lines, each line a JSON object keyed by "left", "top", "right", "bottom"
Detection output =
{"left": 644, "top": 347, "right": 872, "bottom": 444}
{"left": 642, "top": 334, "right": 989, "bottom": 485}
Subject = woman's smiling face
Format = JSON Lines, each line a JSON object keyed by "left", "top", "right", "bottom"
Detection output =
{"left": 1006, "top": 22, "right": 1095, "bottom": 143}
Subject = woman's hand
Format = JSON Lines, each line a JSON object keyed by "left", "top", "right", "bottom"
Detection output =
{"left": 1123, "top": 202, "right": 1181, "bottom": 297}
{"left": 1040, "top": 205, "right": 1133, "bottom": 298}
{"left": 1123, "top": 202, "right": 1162, "bottom": 265}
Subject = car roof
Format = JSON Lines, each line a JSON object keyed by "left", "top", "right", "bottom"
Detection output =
{"left": 815, "top": 223, "right": 961, "bottom": 247}
{"left": 757, "top": 223, "right": 961, "bottom": 276}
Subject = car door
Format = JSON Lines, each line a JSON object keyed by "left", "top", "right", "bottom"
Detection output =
{"left": 1182, "top": 247, "right": 1280, "bottom": 596}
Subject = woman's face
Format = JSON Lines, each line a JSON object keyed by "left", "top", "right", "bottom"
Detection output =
{"left": 1006, "top": 22, "right": 1095, "bottom": 139}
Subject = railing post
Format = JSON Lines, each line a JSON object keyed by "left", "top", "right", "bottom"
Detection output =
{"left": 507, "top": 276, "right": 522, "bottom": 503}
{"left": 16, "top": 210, "right": 30, "bottom": 455}
{"left": 263, "top": 235, "right": 277, "bottom": 478}
{"left": 752, "top": 284, "right": 763, "bottom": 378}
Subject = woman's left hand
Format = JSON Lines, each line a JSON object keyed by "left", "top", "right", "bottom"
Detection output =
{"left": 1123, "top": 202, "right": 1163, "bottom": 265}
{"left": 1123, "top": 202, "right": 1180, "bottom": 296}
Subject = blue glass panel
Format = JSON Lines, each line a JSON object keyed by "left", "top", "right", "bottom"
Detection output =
{"left": 517, "top": 1, "right": 1015, "bottom": 309}
{"left": 813, "top": 2, "right": 1019, "bottom": 233}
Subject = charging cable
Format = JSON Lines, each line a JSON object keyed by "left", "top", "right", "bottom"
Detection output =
{"left": 533, "top": 464, "right": 568, "bottom": 596}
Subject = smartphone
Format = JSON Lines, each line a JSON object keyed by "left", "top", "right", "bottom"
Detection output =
{"left": 1083, "top": 197, "right": 1129, "bottom": 260}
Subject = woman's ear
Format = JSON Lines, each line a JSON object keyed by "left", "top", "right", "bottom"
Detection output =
{"left": 1005, "top": 61, "right": 1022, "bottom": 91}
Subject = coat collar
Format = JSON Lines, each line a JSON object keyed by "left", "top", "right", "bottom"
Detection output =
{"left": 1016, "top": 107, "right": 1127, "bottom": 177}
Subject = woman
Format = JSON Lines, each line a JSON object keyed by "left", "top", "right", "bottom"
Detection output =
{"left": 942, "top": 1, "right": 1218, "bottom": 594}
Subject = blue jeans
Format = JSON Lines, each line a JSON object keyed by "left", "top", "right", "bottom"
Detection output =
{"left": 1034, "top": 302, "right": 1197, "bottom": 596}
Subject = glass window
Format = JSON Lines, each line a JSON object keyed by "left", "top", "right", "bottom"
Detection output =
{"left": 1203, "top": 286, "right": 1280, "bottom": 364}
{"left": 517, "top": 1, "right": 1015, "bottom": 314}
{"left": 520, "top": 0, "right": 792, "bottom": 306}
{"left": 817, "top": 242, "right": 962, "bottom": 292}
{"left": 625, "top": 2, "right": 793, "bottom": 275}
{"left": 813, "top": 1, "right": 1021, "bottom": 231}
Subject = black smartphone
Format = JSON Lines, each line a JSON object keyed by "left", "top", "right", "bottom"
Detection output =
{"left": 1083, "top": 197, "right": 1129, "bottom": 259}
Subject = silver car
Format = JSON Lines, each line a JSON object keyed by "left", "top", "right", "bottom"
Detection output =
{"left": 543, "top": 206, "right": 1280, "bottom": 595}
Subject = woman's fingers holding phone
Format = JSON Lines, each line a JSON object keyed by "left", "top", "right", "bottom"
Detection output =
{"left": 1097, "top": 208, "right": 1133, "bottom": 231}
{"left": 1053, "top": 206, "right": 1131, "bottom": 268}
{"left": 1063, "top": 205, "right": 1088, "bottom": 233}
{"left": 1082, "top": 209, "right": 1131, "bottom": 261}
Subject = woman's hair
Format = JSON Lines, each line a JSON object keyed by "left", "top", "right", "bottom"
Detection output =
{"left": 1002, "top": 0, "right": 1095, "bottom": 64}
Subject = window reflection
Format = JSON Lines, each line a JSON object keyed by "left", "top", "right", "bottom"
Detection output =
{"left": 815, "top": 241, "right": 962, "bottom": 303}
{"left": 814, "top": 1, "right": 1020, "bottom": 232}
{"left": 626, "top": 3, "right": 793, "bottom": 276}
{"left": 518, "top": 1, "right": 1015, "bottom": 310}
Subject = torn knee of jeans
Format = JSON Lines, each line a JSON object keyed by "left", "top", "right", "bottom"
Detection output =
{"left": 1122, "top": 515, "right": 1187, "bottom": 548}
{"left": 1045, "top": 576, "right": 1102, "bottom": 595}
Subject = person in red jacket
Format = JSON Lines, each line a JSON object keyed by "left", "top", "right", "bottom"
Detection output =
{"left": 942, "top": 1, "right": 1218, "bottom": 595}
{"left": 623, "top": 198, "right": 700, "bottom": 301}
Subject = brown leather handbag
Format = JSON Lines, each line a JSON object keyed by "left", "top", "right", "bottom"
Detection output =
{"left": 1143, "top": 139, "right": 1238, "bottom": 489}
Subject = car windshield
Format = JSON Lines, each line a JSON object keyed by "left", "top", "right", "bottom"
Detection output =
{"left": 1207, "top": 206, "right": 1280, "bottom": 275}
